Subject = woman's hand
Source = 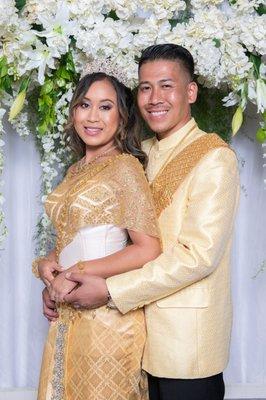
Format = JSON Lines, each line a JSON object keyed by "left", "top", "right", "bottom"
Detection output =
{"left": 42, "top": 288, "right": 58, "bottom": 322}
{"left": 48, "top": 271, "right": 78, "bottom": 303}
{"left": 38, "top": 259, "right": 63, "bottom": 287}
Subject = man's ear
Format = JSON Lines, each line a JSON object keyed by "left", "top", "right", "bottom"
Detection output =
{"left": 188, "top": 81, "right": 198, "bottom": 105}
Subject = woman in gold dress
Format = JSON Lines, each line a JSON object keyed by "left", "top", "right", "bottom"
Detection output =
{"left": 33, "top": 70, "right": 161, "bottom": 400}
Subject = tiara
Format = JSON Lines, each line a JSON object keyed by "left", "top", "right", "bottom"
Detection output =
{"left": 81, "top": 57, "right": 131, "bottom": 88}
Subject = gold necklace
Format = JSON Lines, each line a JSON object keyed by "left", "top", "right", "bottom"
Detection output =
{"left": 75, "top": 145, "right": 118, "bottom": 174}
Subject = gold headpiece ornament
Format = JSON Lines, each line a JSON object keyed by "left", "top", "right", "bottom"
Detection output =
{"left": 81, "top": 57, "right": 131, "bottom": 87}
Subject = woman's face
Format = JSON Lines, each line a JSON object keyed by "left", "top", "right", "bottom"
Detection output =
{"left": 73, "top": 79, "right": 120, "bottom": 150}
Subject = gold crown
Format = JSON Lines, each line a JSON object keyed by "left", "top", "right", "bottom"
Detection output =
{"left": 81, "top": 57, "right": 131, "bottom": 87}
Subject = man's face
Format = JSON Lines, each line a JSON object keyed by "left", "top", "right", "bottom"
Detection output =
{"left": 137, "top": 60, "right": 198, "bottom": 139}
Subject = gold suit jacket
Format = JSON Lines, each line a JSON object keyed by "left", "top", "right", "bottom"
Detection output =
{"left": 107, "top": 119, "right": 240, "bottom": 379}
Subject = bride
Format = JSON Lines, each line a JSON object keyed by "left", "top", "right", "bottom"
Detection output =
{"left": 32, "top": 65, "right": 161, "bottom": 400}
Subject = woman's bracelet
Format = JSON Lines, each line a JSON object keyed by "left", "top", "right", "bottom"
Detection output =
{"left": 76, "top": 261, "right": 85, "bottom": 272}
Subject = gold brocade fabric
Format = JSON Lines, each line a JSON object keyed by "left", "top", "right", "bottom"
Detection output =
{"left": 38, "top": 154, "right": 159, "bottom": 400}
{"left": 150, "top": 134, "right": 228, "bottom": 217}
{"left": 38, "top": 305, "right": 148, "bottom": 400}
{"left": 45, "top": 153, "right": 159, "bottom": 256}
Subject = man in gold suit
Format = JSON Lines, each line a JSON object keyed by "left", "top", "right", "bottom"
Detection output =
{"left": 44, "top": 44, "right": 239, "bottom": 399}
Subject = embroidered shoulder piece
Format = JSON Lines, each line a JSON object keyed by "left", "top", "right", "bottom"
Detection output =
{"left": 45, "top": 154, "right": 159, "bottom": 256}
{"left": 150, "top": 133, "right": 229, "bottom": 217}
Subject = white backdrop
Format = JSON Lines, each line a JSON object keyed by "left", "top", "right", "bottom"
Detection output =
{"left": 0, "top": 106, "right": 265, "bottom": 399}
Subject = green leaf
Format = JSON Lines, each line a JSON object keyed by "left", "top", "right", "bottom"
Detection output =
{"left": 0, "top": 64, "right": 8, "bottom": 78}
{"left": 65, "top": 51, "right": 75, "bottom": 72}
{"left": 106, "top": 10, "right": 119, "bottom": 20}
{"left": 19, "top": 76, "right": 31, "bottom": 92}
{"left": 0, "top": 57, "right": 5, "bottom": 67}
{"left": 49, "top": 115, "right": 56, "bottom": 126}
{"left": 256, "top": 4, "right": 266, "bottom": 15}
{"left": 41, "top": 80, "right": 54, "bottom": 94}
{"left": 56, "top": 78, "right": 66, "bottom": 87}
{"left": 213, "top": 38, "right": 221, "bottom": 48}
{"left": 2, "top": 75, "right": 13, "bottom": 95}
{"left": 37, "top": 121, "right": 48, "bottom": 136}
{"left": 60, "top": 69, "right": 71, "bottom": 80}
{"left": 250, "top": 54, "right": 261, "bottom": 79}
{"left": 38, "top": 97, "right": 45, "bottom": 108}
{"left": 169, "top": 19, "right": 178, "bottom": 29}
{"left": 256, "top": 127, "right": 266, "bottom": 143}
{"left": 43, "top": 94, "right": 53, "bottom": 106}
{"left": 15, "top": 0, "right": 26, "bottom": 12}
{"left": 31, "top": 23, "right": 44, "bottom": 32}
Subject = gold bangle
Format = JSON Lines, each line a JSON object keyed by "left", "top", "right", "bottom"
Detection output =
{"left": 77, "top": 261, "right": 85, "bottom": 272}
{"left": 32, "top": 256, "right": 49, "bottom": 279}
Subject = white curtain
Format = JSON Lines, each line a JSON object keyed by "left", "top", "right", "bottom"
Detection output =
{"left": 0, "top": 107, "right": 265, "bottom": 398}
{"left": 0, "top": 121, "right": 48, "bottom": 388}
{"left": 225, "top": 106, "right": 266, "bottom": 397}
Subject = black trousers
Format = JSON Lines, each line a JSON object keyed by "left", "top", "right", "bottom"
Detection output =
{"left": 147, "top": 372, "right": 225, "bottom": 400}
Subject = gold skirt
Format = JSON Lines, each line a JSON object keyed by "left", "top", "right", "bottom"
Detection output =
{"left": 38, "top": 304, "right": 148, "bottom": 400}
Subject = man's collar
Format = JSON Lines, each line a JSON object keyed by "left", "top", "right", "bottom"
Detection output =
{"left": 152, "top": 118, "right": 198, "bottom": 151}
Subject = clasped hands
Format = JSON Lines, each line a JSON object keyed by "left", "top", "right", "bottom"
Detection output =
{"left": 37, "top": 258, "right": 76, "bottom": 302}
{"left": 38, "top": 259, "right": 109, "bottom": 321}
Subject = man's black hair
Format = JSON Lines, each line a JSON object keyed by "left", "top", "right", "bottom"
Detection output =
{"left": 138, "top": 44, "right": 194, "bottom": 81}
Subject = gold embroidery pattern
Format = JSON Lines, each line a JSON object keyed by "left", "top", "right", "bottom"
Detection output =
{"left": 40, "top": 154, "right": 158, "bottom": 400}
{"left": 150, "top": 134, "right": 229, "bottom": 217}
{"left": 45, "top": 154, "right": 159, "bottom": 257}
{"left": 51, "top": 322, "right": 68, "bottom": 400}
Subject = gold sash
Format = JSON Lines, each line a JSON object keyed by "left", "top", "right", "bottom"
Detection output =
{"left": 150, "top": 134, "right": 229, "bottom": 217}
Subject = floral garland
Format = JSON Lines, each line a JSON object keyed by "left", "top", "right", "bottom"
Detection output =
{"left": 0, "top": 0, "right": 265, "bottom": 253}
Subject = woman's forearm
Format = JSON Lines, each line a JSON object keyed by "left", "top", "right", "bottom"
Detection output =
{"left": 68, "top": 238, "right": 161, "bottom": 278}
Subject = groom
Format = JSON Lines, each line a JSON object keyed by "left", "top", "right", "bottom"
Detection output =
{"left": 44, "top": 44, "right": 239, "bottom": 399}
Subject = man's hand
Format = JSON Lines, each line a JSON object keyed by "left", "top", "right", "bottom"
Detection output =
{"left": 64, "top": 273, "right": 109, "bottom": 309}
{"left": 42, "top": 287, "right": 58, "bottom": 322}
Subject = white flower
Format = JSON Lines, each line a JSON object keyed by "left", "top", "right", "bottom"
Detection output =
{"left": 23, "top": 0, "right": 58, "bottom": 23}
{"left": 256, "top": 79, "right": 266, "bottom": 113}
{"left": 229, "top": 0, "right": 264, "bottom": 14}
{"left": 260, "top": 63, "right": 266, "bottom": 80}
{"left": 22, "top": 41, "right": 60, "bottom": 84}
{"left": 190, "top": 0, "right": 223, "bottom": 8}
{"left": 0, "top": 0, "right": 18, "bottom": 31}
{"left": 238, "top": 14, "right": 266, "bottom": 55}
{"left": 247, "top": 79, "right": 257, "bottom": 105}
{"left": 223, "top": 92, "right": 240, "bottom": 107}
{"left": 36, "top": 1, "right": 77, "bottom": 55}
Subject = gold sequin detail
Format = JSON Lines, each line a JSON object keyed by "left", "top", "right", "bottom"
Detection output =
{"left": 45, "top": 154, "right": 159, "bottom": 257}
{"left": 51, "top": 322, "right": 68, "bottom": 400}
{"left": 150, "top": 134, "right": 229, "bottom": 217}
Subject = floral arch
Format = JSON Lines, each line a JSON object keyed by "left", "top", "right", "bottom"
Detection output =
{"left": 0, "top": 0, "right": 265, "bottom": 253}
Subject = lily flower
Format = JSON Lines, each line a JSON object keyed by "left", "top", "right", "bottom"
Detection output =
{"left": 256, "top": 78, "right": 266, "bottom": 113}
{"left": 9, "top": 91, "right": 26, "bottom": 121}
{"left": 22, "top": 41, "right": 59, "bottom": 85}
{"left": 36, "top": 2, "right": 77, "bottom": 54}
{"left": 232, "top": 106, "right": 243, "bottom": 136}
